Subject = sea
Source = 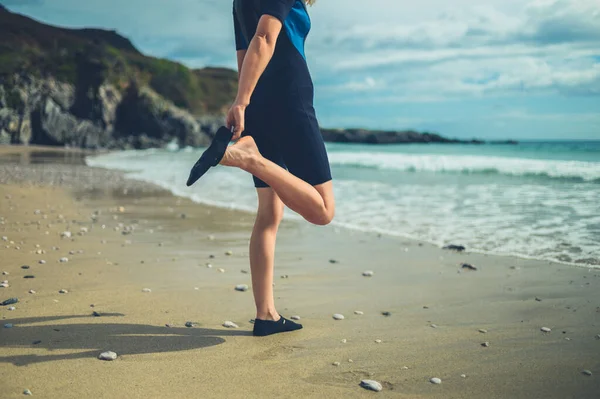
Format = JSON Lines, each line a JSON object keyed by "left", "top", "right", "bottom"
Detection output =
{"left": 86, "top": 140, "right": 600, "bottom": 268}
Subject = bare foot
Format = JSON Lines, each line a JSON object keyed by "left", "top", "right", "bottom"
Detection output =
{"left": 220, "top": 136, "right": 261, "bottom": 170}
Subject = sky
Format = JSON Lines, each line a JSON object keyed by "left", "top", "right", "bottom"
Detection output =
{"left": 2, "top": 0, "right": 600, "bottom": 140}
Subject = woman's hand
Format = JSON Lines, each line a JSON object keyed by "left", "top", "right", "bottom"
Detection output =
{"left": 226, "top": 102, "right": 248, "bottom": 141}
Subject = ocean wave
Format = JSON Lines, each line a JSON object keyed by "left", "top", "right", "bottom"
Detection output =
{"left": 328, "top": 152, "right": 600, "bottom": 182}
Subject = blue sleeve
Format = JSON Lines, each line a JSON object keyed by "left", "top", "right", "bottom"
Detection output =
{"left": 233, "top": 7, "right": 248, "bottom": 50}
{"left": 260, "top": 0, "right": 295, "bottom": 23}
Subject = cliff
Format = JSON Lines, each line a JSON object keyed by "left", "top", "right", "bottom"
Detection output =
{"left": 0, "top": 5, "right": 236, "bottom": 149}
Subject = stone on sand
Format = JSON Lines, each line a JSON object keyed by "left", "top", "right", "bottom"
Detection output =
{"left": 362, "top": 270, "right": 374, "bottom": 277}
{"left": 541, "top": 327, "right": 551, "bottom": 333}
{"left": 142, "top": 288, "right": 152, "bottom": 293}
{"left": 430, "top": 377, "right": 442, "bottom": 384}
{"left": 354, "top": 311, "right": 364, "bottom": 315}
{"left": 582, "top": 370, "right": 592, "bottom": 376}
{"left": 332, "top": 362, "right": 341, "bottom": 366}
{"left": 39, "top": 260, "right": 46, "bottom": 264}
{"left": 61, "top": 231, "right": 72, "bottom": 239}
{"left": 235, "top": 284, "right": 249, "bottom": 292}
{"left": 223, "top": 321, "right": 239, "bottom": 328}
{"left": 291, "top": 315, "right": 301, "bottom": 320}
{"left": 98, "top": 351, "right": 118, "bottom": 361}
{"left": 332, "top": 314, "right": 345, "bottom": 320}
{"left": 59, "top": 257, "right": 69, "bottom": 263}
{"left": 360, "top": 380, "right": 383, "bottom": 392}
{"left": 59, "top": 289, "right": 68, "bottom": 294}
{"left": 479, "top": 329, "right": 488, "bottom": 334}
{"left": 481, "top": 342, "right": 490, "bottom": 347}
{"left": 23, "top": 389, "right": 33, "bottom": 395}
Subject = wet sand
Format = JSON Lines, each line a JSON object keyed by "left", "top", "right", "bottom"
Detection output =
{"left": 1, "top": 145, "right": 599, "bottom": 398}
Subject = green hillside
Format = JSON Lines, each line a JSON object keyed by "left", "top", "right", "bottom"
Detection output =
{"left": 0, "top": 4, "right": 237, "bottom": 115}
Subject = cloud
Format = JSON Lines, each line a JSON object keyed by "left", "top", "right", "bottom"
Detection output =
{"left": 310, "top": 0, "right": 600, "bottom": 104}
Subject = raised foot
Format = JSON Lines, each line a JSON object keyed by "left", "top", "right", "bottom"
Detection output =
{"left": 220, "top": 136, "right": 261, "bottom": 170}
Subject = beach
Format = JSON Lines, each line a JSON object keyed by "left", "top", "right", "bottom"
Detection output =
{"left": 0, "top": 145, "right": 599, "bottom": 398}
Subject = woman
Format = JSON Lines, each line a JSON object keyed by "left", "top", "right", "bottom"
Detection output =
{"left": 222, "top": 0, "right": 335, "bottom": 336}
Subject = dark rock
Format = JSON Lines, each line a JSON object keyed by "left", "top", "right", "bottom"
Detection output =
{"left": 329, "top": 259, "right": 339, "bottom": 264}
{"left": 443, "top": 244, "right": 466, "bottom": 252}
{"left": 1, "top": 297, "right": 18, "bottom": 306}
{"left": 21, "top": 265, "right": 30, "bottom": 269}
{"left": 32, "top": 340, "right": 42, "bottom": 345}
{"left": 23, "top": 275, "right": 35, "bottom": 278}
{"left": 381, "top": 311, "right": 392, "bottom": 317}
{"left": 461, "top": 263, "right": 477, "bottom": 271}
{"left": 92, "top": 311, "right": 101, "bottom": 317}
{"left": 185, "top": 321, "right": 195, "bottom": 328}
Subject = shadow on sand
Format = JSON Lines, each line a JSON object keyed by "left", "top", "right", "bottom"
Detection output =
{"left": 0, "top": 313, "right": 251, "bottom": 366}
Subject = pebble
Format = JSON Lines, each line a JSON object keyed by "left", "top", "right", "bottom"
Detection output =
{"left": 1, "top": 236, "right": 7, "bottom": 241}
{"left": 354, "top": 310, "right": 364, "bottom": 315}
{"left": 23, "top": 389, "right": 33, "bottom": 395}
{"left": 375, "top": 339, "right": 382, "bottom": 343}
{"left": 582, "top": 370, "right": 592, "bottom": 376}
{"left": 401, "top": 366, "right": 409, "bottom": 370}
{"left": 4, "top": 323, "right": 13, "bottom": 328}
{"left": 93, "top": 311, "right": 101, "bottom": 317}
{"left": 21, "top": 265, "right": 30, "bottom": 269}
{"left": 98, "top": 351, "right": 118, "bottom": 361}
{"left": 217, "top": 268, "right": 225, "bottom": 273}
{"left": 185, "top": 321, "right": 195, "bottom": 328}
{"left": 341, "top": 339, "right": 347, "bottom": 343}
{"left": 69, "top": 250, "right": 75, "bottom": 255}
{"left": 223, "top": 321, "right": 239, "bottom": 328}
{"left": 225, "top": 250, "right": 233, "bottom": 256}
{"left": 1, "top": 297, "right": 18, "bottom": 306}
{"left": 142, "top": 288, "right": 152, "bottom": 293}
{"left": 61, "top": 231, "right": 72, "bottom": 239}
{"left": 206, "top": 263, "right": 212, "bottom": 268}
{"left": 479, "top": 329, "right": 488, "bottom": 334}
{"left": 32, "top": 340, "right": 42, "bottom": 345}
{"left": 362, "top": 271, "right": 374, "bottom": 277}
{"left": 39, "top": 260, "right": 46, "bottom": 264}
{"left": 461, "top": 263, "right": 477, "bottom": 271}
{"left": 59, "top": 257, "right": 69, "bottom": 263}
{"left": 332, "top": 314, "right": 345, "bottom": 320}
{"left": 348, "top": 359, "right": 353, "bottom": 363}
{"left": 59, "top": 289, "right": 68, "bottom": 294}
{"left": 481, "top": 342, "right": 490, "bottom": 347}
{"left": 541, "top": 327, "right": 551, "bottom": 333}
{"left": 1, "top": 271, "right": 8, "bottom": 275}
{"left": 381, "top": 311, "right": 391, "bottom": 317}
{"left": 332, "top": 361, "right": 341, "bottom": 366}
{"left": 0, "top": 283, "right": 8, "bottom": 288}
{"left": 235, "top": 284, "right": 249, "bottom": 292}
{"left": 461, "top": 374, "right": 467, "bottom": 378}
{"left": 329, "top": 259, "right": 339, "bottom": 264}
{"left": 241, "top": 269, "right": 249, "bottom": 274}
{"left": 595, "top": 334, "right": 600, "bottom": 340}
{"left": 359, "top": 380, "right": 382, "bottom": 392}
{"left": 430, "top": 377, "right": 442, "bottom": 384}
{"left": 24, "top": 275, "right": 35, "bottom": 279}
{"left": 208, "top": 235, "right": 215, "bottom": 240}
{"left": 535, "top": 297, "right": 542, "bottom": 301}
{"left": 8, "top": 306, "right": 16, "bottom": 310}
{"left": 431, "top": 324, "right": 438, "bottom": 328}
{"left": 291, "top": 315, "right": 301, "bottom": 320}
{"left": 29, "top": 290, "right": 36, "bottom": 294}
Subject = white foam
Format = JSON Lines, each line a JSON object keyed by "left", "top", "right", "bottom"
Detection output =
{"left": 86, "top": 149, "right": 600, "bottom": 268}
{"left": 329, "top": 152, "right": 600, "bottom": 181}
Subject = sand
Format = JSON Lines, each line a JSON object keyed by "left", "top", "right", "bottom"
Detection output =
{"left": 0, "top": 145, "right": 599, "bottom": 398}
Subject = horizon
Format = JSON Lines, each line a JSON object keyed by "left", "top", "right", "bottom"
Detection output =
{"left": 1, "top": 0, "right": 599, "bottom": 141}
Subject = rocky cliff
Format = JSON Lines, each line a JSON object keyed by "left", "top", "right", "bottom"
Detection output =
{"left": 0, "top": 5, "right": 236, "bottom": 149}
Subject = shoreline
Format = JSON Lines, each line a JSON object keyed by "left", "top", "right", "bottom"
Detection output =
{"left": 1, "top": 145, "right": 599, "bottom": 398}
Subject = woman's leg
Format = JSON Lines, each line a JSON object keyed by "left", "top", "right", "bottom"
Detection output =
{"left": 251, "top": 187, "right": 284, "bottom": 321}
{"left": 221, "top": 137, "right": 335, "bottom": 226}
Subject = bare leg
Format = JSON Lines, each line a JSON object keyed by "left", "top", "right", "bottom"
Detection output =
{"left": 221, "top": 136, "right": 335, "bottom": 225}
{"left": 250, "top": 188, "right": 283, "bottom": 321}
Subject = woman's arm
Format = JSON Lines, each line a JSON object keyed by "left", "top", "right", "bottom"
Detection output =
{"left": 227, "top": 15, "right": 283, "bottom": 138}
